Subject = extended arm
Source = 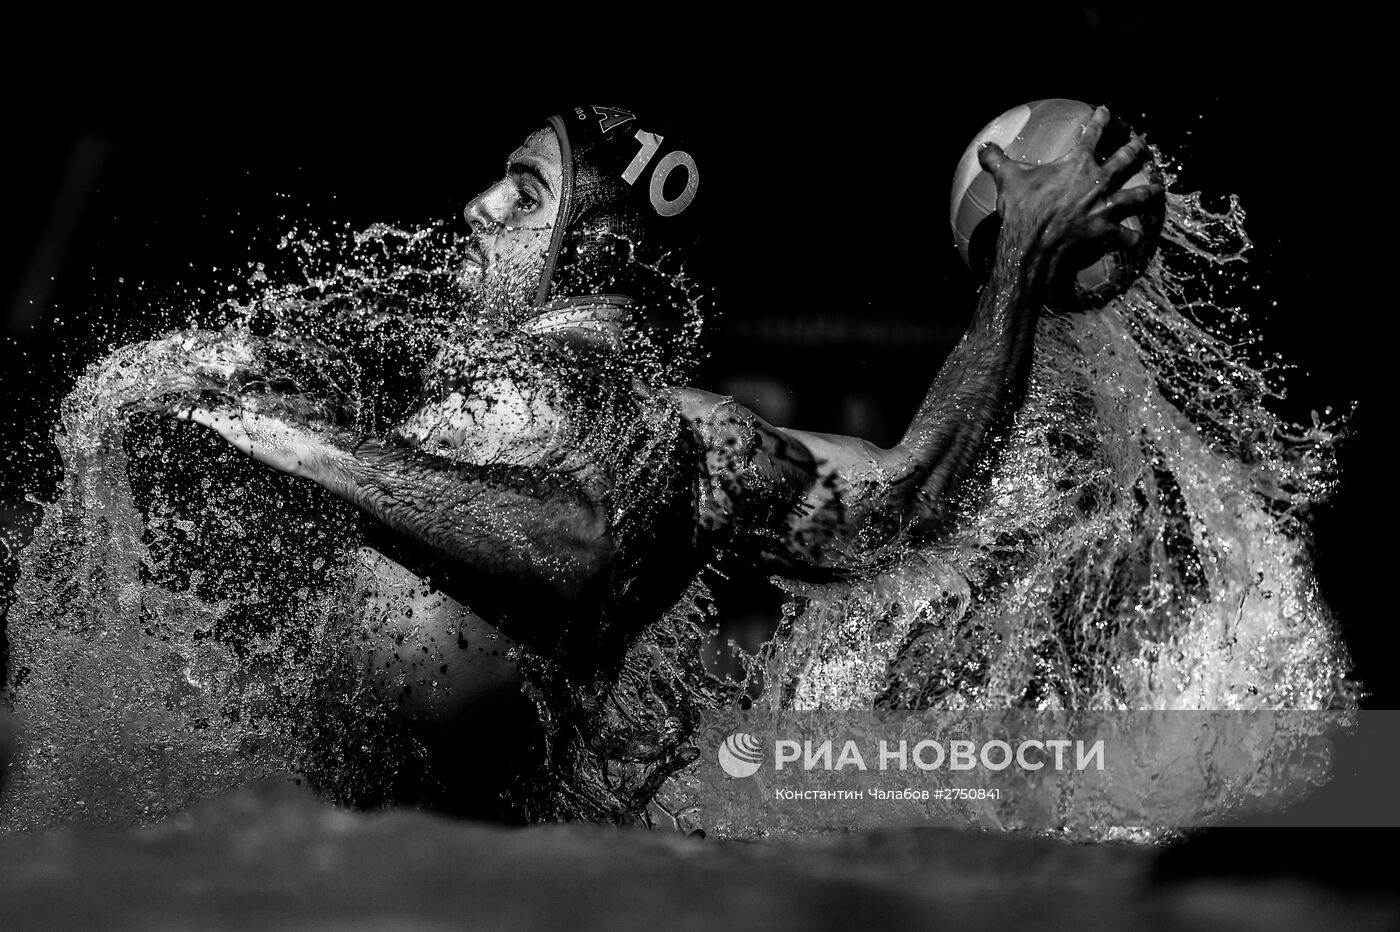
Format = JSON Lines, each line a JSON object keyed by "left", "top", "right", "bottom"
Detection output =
{"left": 688, "top": 106, "right": 1161, "bottom": 571}
{"left": 174, "top": 404, "right": 613, "bottom": 620}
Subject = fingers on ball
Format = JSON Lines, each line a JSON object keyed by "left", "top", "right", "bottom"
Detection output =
{"left": 978, "top": 141, "right": 1009, "bottom": 175}
{"left": 1078, "top": 106, "right": 1111, "bottom": 151}
{"left": 1106, "top": 183, "right": 1164, "bottom": 219}
{"left": 1103, "top": 135, "right": 1150, "bottom": 180}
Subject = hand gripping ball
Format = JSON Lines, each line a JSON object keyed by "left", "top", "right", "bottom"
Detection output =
{"left": 949, "top": 99, "right": 1164, "bottom": 307}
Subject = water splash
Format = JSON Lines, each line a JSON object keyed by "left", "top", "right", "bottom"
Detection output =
{"left": 673, "top": 151, "right": 1355, "bottom": 836}
{"left": 0, "top": 217, "right": 714, "bottom": 830}
{"left": 0, "top": 330, "right": 432, "bottom": 830}
{"left": 0, "top": 145, "right": 1355, "bottom": 837}
{"left": 752, "top": 149, "right": 1351, "bottom": 714}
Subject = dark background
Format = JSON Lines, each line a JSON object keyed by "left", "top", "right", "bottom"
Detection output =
{"left": 1, "top": 15, "right": 1383, "bottom": 712}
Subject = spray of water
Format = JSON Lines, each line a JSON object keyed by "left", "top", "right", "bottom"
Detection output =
{"left": 653, "top": 152, "right": 1354, "bottom": 837}
{"left": 751, "top": 156, "right": 1352, "bottom": 715}
{"left": 0, "top": 223, "right": 473, "bottom": 829}
{"left": 0, "top": 145, "right": 1353, "bottom": 836}
{"left": 0, "top": 218, "right": 717, "bottom": 829}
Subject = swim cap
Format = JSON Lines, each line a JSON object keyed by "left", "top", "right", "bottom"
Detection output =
{"left": 535, "top": 105, "right": 702, "bottom": 310}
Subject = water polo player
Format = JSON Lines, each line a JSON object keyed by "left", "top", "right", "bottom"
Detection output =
{"left": 172, "top": 104, "right": 1162, "bottom": 816}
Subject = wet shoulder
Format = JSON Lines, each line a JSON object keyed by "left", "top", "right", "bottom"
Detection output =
{"left": 672, "top": 388, "right": 765, "bottom": 538}
{"left": 672, "top": 388, "right": 810, "bottom": 548}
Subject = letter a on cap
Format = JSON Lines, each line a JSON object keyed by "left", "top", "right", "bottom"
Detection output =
{"left": 592, "top": 105, "right": 636, "bottom": 133}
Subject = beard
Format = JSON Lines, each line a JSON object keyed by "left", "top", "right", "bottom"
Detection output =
{"left": 454, "top": 230, "right": 553, "bottom": 330}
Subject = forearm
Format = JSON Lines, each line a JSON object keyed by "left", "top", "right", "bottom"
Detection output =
{"left": 308, "top": 432, "right": 613, "bottom": 603}
{"left": 891, "top": 223, "right": 1053, "bottom": 528}
{"left": 686, "top": 225, "right": 1053, "bottom": 571}
{"left": 885, "top": 108, "right": 1156, "bottom": 531}
{"left": 688, "top": 109, "right": 1153, "bottom": 566}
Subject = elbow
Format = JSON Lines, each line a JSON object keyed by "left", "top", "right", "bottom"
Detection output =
{"left": 555, "top": 538, "right": 617, "bottom": 604}
{"left": 540, "top": 510, "right": 617, "bottom": 604}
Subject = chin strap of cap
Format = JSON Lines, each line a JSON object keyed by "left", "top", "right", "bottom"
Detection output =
{"left": 525, "top": 294, "right": 635, "bottom": 353}
{"left": 534, "top": 113, "right": 575, "bottom": 308}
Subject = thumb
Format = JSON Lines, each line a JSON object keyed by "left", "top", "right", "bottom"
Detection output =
{"left": 978, "top": 141, "right": 1009, "bottom": 176}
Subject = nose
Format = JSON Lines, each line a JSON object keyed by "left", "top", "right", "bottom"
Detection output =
{"left": 463, "top": 194, "right": 490, "bottom": 234}
{"left": 464, "top": 182, "right": 507, "bottom": 234}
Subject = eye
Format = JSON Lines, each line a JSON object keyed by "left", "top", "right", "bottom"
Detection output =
{"left": 515, "top": 186, "right": 539, "bottom": 212}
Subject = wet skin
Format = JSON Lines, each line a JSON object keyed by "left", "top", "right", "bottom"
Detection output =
{"left": 177, "top": 108, "right": 1162, "bottom": 733}
{"left": 182, "top": 130, "right": 573, "bottom": 726}
{"left": 350, "top": 128, "right": 564, "bottom": 725}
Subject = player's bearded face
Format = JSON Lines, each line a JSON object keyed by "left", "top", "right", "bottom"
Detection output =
{"left": 459, "top": 126, "right": 563, "bottom": 323}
